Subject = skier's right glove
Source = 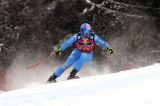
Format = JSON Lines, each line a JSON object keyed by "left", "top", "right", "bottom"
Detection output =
{"left": 55, "top": 49, "right": 62, "bottom": 56}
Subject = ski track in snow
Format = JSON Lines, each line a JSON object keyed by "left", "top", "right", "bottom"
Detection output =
{"left": 0, "top": 63, "right": 160, "bottom": 106}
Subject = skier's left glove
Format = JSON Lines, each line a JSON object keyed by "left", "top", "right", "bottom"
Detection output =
{"left": 107, "top": 48, "right": 113, "bottom": 55}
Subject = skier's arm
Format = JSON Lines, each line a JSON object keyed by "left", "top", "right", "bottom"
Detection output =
{"left": 60, "top": 34, "right": 77, "bottom": 51}
{"left": 94, "top": 34, "right": 113, "bottom": 54}
{"left": 94, "top": 34, "right": 110, "bottom": 49}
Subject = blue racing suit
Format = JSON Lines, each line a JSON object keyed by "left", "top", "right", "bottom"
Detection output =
{"left": 54, "top": 33, "right": 110, "bottom": 77}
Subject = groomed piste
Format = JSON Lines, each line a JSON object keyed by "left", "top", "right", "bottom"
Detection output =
{"left": 0, "top": 63, "right": 160, "bottom": 106}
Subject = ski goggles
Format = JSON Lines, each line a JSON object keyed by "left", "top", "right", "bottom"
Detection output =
{"left": 82, "top": 29, "right": 91, "bottom": 38}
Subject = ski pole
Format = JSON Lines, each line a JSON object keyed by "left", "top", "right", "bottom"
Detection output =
{"left": 25, "top": 52, "right": 54, "bottom": 70}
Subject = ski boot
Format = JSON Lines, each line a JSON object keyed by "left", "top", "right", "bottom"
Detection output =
{"left": 67, "top": 69, "right": 79, "bottom": 80}
{"left": 47, "top": 74, "right": 57, "bottom": 83}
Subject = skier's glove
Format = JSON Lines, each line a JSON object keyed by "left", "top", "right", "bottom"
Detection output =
{"left": 107, "top": 48, "right": 113, "bottom": 55}
{"left": 55, "top": 49, "right": 62, "bottom": 56}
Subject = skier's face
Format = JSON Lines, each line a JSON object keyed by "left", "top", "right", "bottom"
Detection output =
{"left": 82, "top": 29, "right": 90, "bottom": 38}
{"left": 83, "top": 33, "right": 89, "bottom": 38}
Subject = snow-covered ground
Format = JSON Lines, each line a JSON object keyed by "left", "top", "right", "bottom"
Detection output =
{"left": 0, "top": 63, "right": 160, "bottom": 106}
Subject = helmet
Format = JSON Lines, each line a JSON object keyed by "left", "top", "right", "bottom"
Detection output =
{"left": 80, "top": 23, "right": 91, "bottom": 31}
{"left": 80, "top": 23, "right": 92, "bottom": 37}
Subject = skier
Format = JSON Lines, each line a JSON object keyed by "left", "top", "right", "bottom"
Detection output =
{"left": 47, "top": 23, "right": 113, "bottom": 83}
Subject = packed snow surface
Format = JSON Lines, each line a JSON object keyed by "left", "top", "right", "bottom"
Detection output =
{"left": 0, "top": 63, "right": 160, "bottom": 106}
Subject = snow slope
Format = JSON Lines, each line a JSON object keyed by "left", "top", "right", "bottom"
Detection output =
{"left": 0, "top": 64, "right": 160, "bottom": 106}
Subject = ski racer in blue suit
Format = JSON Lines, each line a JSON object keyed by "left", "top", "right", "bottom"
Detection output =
{"left": 47, "top": 23, "right": 113, "bottom": 82}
